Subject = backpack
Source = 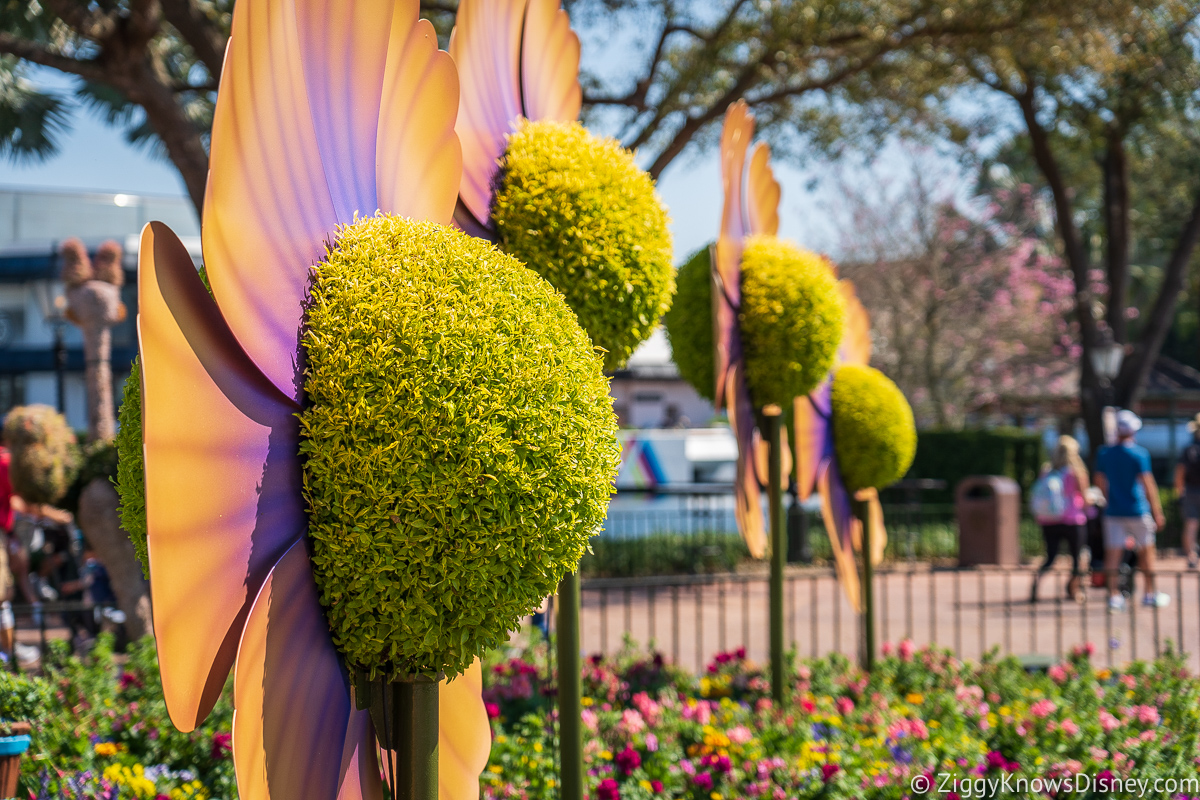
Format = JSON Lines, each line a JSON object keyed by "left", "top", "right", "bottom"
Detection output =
{"left": 1030, "top": 469, "right": 1068, "bottom": 520}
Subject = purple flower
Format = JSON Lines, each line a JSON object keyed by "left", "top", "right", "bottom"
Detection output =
{"left": 693, "top": 772, "right": 714, "bottom": 791}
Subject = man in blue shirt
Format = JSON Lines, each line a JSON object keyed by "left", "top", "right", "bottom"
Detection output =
{"left": 1096, "top": 410, "right": 1167, "bottom": 611}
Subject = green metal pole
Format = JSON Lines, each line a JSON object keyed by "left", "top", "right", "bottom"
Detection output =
{"left": 556, "top": 571, "right": 583, "bottom": 800}
{"left": 394, "top": 679, "right": 439, "bottom": 800}
{"left": 856, "top": 498, "right": 875, "bottom": 671}
{"left": 763, "top": 405, "right": 785, "bottom": 704}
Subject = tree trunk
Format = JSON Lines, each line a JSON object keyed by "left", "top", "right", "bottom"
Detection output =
{"left": 77, "top": 477, "right": 151, "bottom": 641}
{"left": 1103, "top": 131, "right": 1131, "bottom": 343}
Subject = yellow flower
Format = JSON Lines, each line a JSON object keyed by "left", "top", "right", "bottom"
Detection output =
{"left": 640, "top": 781, "right": 653, "bottom": 791}
{"left": 94, "top": 742, "right": 119, "bottom": 757}
{"left": 547, "top": 780, "right": 556, "bottom": 789}
{"left": 928, "top": 720, "right": 941, "bottom": 729}
{"left": 533, "top": 742, "right": 543, "bottom": 753}
{"left": 488, "top": 765, "right": 503, "bottom": 774}
{"left": 495, "top": 736, "right": 508, "bottom": 744}
{"left": 582, "top": 697, "right": 595, "bottom": 707}
{"left": 601, "top": 751, "right": 613, "bottom": 761}
{"left": 999, "top": 706, "right": 1011, "bottom": 716}
{"left": 906, "top": 693, "right": 924, "bottom": 705}
{"left": 1098, "top": 669, "right": 1112, "bottom": 680}
{"left": 711, "top": 794, "right": 723, "bottom": 800}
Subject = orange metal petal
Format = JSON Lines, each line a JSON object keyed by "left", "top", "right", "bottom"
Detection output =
{"left": 377, "top": 13, "right": 462, "bottom": 226}
{"left": 294, "top": 0, "right": 396, "bottom": 224}
{"left": 439, "top": 661, "right": 491, "bottom": 800}
{"left": 233, "top": 540, "right": 380, "bottom": 800}
{"left": 713, "top": 101, "right": 754, "bottom": 410}
{"left": 726, "top": 365, "right": 767, "bottom": 559}
{"left": 837, "top": 280, "right": 872, "bottom": 366}
{"left": 449, "top": 0, "right": 526, "bottom": 230}
{"left": 520, "top": 0, "right": 582, "bottom": 122}
{"left": 746, "top": 142, "right": 780, "bottom": 238}
{"left": 818, "top": 464, "right": 861, "bottom": 613}
{"left": 138, "top": 222, "right": 304, "bottom": 732}
{"left": 202, "top": 0, "right": 339, "bottom": 401}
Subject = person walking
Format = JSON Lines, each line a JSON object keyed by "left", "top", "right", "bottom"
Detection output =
{"left": 1030, "top": 436, "right": 1091, "bottom": 603}
{"left": 1096, "top": 410, "right": 1168, "bottom": 611}
{"left": 1174, "top": 413, "right": 1200, "bottom": 569}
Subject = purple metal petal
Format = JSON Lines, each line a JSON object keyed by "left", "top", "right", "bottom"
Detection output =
{"left": 234, "top": 540, "right": 380, "bottom": 800}
{"left": 793, "top": 379, "right": 831, "bottom": 500}
{"left": 139, "top": 222, "right": 305, "bottom": 732}
{"left": 725, "top": 365, "right": 767, "bottom": 559}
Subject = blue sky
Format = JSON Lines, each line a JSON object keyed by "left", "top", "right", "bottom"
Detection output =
{"left": 1, "top": 69, "right": 967, "bottom": 260}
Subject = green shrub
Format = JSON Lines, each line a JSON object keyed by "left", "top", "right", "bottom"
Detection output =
{"left": 114, "top": 358, "right": 147, "bottom": 576}
{"left": 831, "top": 364, "right": 916, "bottom": 493}
{"left": 739, "top": 236, "right": 845, "bottom": 409}
{"left": 0, "top": 670, "right": 51, "bottom": 726}
{"left": 662, "top": 245, "right": 715, "bottom": 402}
{"left": 61, "top": 439, "right": 117, "bottom": 519}
{"left": 898, "top": 428, "right": 1044, "bottom": 503}
{"left": 492, "top": 120, "right": 675, "bottom": 371}
{"left": 4, "top": 405, "right": 79, "bottom": 506}
{"left": 299, "top": 215, "right": 621, "bottom": 680}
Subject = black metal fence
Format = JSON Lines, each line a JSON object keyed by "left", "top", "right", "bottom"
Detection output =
{"left": 569, "top": 566, "right": 1200, "bottom": 673}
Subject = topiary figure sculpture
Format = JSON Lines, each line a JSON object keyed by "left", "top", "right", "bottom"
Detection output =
{"left": 4, "top": 405, "right": 78, "bottom": 507}
{"left": 61, "top": 238, "right": 126, "bottom": 442}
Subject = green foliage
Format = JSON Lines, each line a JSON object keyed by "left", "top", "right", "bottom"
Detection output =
{"left": 4, "top": 405, "right": 79, "bottom": 506}
{"left": 299, "top": 215, "right": 620, "bottom": 680}
{"left": 492, "top": 119, "right": 675, "bottom": 370}
{"left": 661, "top": 245, "right": 715, "bottom": 402}
{"left": 830, "top": 364, "right": 916, "bottom": 493}
{"left": 903, "top": 428, "right": 1044, "bottom": 502}
{"left": 739, "top": 236, "right": 845, "bottom": 409}
{"left": 581, "top": 530, "right": 747, "bottom": 578}
{"left": 115, "top": 358, "right": 148, "bottom": 578}
{"left": 0, "top": 670, "right": 51, "bottom": 726}
{"left": 61, "top": 439, "right": 118, "bottom": 519}
{"left": 0, "top": 57, "right": 70, "bottom": 162}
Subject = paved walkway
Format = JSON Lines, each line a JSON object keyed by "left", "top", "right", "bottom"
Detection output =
{"left": 577, "top": 557, "right": 1200, "bottom": 673}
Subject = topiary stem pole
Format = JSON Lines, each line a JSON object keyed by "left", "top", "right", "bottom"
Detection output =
{"left": 557, "top": 571, "right": 583, "bottom": 800}
{"left": 359, "top": 675, "right": 439, "bottom": 800}
{"left": 763, "top": 405, "right": 785, "bottom": 704}
{"left": 855, "top": 498, "right": 876, "bottom": 671}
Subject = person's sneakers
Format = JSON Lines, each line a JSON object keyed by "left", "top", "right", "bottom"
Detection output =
{"left": 1109, "top": 595, "right": 1127, "bottom": 612}
{"left": 14, "top": 642, "right": 39, "bottom": 666}
{"left": 1142, "top": 592, "right": 1171, "bottom": 609}
{"left": 1189, "top": 555, "right": 1198, "bottom": 570}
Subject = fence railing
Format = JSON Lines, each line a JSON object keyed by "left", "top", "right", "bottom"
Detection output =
{"left": 567, "top": 566, "right": 1200, "bottom": 673}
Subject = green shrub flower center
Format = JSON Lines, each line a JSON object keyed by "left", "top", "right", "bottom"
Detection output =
{"left": 491, "top": 120, "right": 675, "bottom": 371}
{"left": 299, "top": 215, "right": 620, "bottom": 680}
{"left": 738, "top": 236, "right": 846, "bottom": 409}
{"left": 830, "top": 363, "right": 917, "bottom": 493}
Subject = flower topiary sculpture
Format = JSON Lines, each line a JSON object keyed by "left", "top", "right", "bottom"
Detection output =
{"left": 449, "top": 0, "right": 674, "bottom": 370}
{"left": 711, "top": 101, "right": 846, "bottom": 558}
{"left": 133, "top": 1, "right": 619, "bottom": 798}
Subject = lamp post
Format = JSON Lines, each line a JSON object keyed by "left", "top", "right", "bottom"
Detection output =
{"left": 1090, "top": 330, "right": 1125, "bottom": 446}
{"left": 35, "top": 280, "right": 68, "bottom": 414}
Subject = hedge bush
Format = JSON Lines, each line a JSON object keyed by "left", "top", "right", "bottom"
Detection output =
{"left": 899, "top": 428, "right": 1044, "bottom": 503}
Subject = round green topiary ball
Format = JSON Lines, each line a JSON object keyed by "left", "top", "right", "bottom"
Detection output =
{"left": 491, "top": 119, "right": 675, "bottom": 371}
{"left": 662, "top": 245, "right": 714, "bottom": 402}
{"left": 300, "top": 215, "right": 620, "bottom": 681}
{"left": 115, "top": 358, "right": 148, "bottom": 577}
{"left": 739, "top": 235, "right": 846, "bottom": 410}
{"left": 830, "top": 363, "right": 916, "bottom": 493}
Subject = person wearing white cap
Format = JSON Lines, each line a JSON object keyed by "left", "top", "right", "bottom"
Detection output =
{"left": 1174, "top": 412, "right": 1200, "bottom": 569}
{"left": 1095, "top": 409, "right": 1168, "bottom": 611}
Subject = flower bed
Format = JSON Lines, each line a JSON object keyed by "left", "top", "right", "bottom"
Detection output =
{"left": 14, "top": 633, "right": 1200, "bottom": 799}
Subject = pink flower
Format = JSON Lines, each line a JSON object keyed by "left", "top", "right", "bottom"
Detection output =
{"left": 1120, "top": 674, "right": 1137, "bottom": 689}
{"left": 1099, "top": 710, "right": 1121, "bottom": 732}
{"left": 645, "top": 733, "right": 658, "bottom": 752}
{"left": 693, "top": 772, "right": 713, "bottom": 791}
{"left": 484, "top": 702, "right": 500, "bottom": 720}
{"left": 615, "top": 746, "right": 641, "bottom": 777}
{"left": 619, "top": 709, "right": 646, "bottom": 736}
{"left": 1030, "top": 699, "right": 1056, "bottom": 719}
{"left": 728, "top": 725, "right": 753, "bottom": 745}
{"left": 596, "top": 778, "right": 620, "bottom": 800}
{"left": 581, "top": 708, "right": 598, "bottom": 732}
{"left": 898, "top": 640, "right": 915, "bottom": 661}
{"left": 211, "top": 732, "right": 232, "bottom": 760}
{"left": 836, "top": 697, "right": 855, "bottom": 715}
{"left": 1048, "top": 664, "right": 1068, "bottom": 683}
{"left": 881, "top": 642, "right": 894, "bottom": 657}
{"left": 1134, "top": 705, "right": 1160, "bottom": 725}
{"left": 821, "top": 764, "right": 840, "bottom": 783}
{"left": 632, "top": 692, "right": 661, "bottom": 726}
{"left": 1060, "top": 718, "right": 1079, "bottom": 736}
{"left": 650, "top": 780, "right": 663, "bottom": 793}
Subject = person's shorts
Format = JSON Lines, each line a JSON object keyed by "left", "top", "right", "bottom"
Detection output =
{"left": 1183, "top": 491, "right": 1200, "bottom": 521}
{"left": 1104, "top": 515, "right": 1156, "bottom": 550}
{"left": 0, "top": 600, "right": 12, "bottom": 631}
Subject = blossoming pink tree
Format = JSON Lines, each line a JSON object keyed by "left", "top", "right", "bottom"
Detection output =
{"left": 836, "top": 176, "right": 1077, "bottom": 427}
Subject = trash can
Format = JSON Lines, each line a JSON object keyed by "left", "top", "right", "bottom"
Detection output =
{"left": 956, "top": 476, "right": 1021, "bottom": 567}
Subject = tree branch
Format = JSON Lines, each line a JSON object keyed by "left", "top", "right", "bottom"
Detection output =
{"left": 160, "top": 0, "right": 228, "bottom": 81}
{"left": 0, "top": 34, "right": 109, "bottom": 84}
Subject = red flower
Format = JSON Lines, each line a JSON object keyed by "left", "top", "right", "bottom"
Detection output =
{"left": 596, "top": 778, "right": 621, "bottom": 800}
{"left": 117, "top": 672, "right": 142, "bottom": 691}
{"left": 485, "top": 703, "right": 501, "bottom": 719}
{"left": 650, "top": 780, "right": 663, "bottom": 793}
{"left": 821, "top": 764, "right": 840, "bottom": 783}
{"left": 211, "top": 731, "right": 233, "bottom": 760}
{"left": 615, "top": 746, "right": 642, "bottom": 777}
